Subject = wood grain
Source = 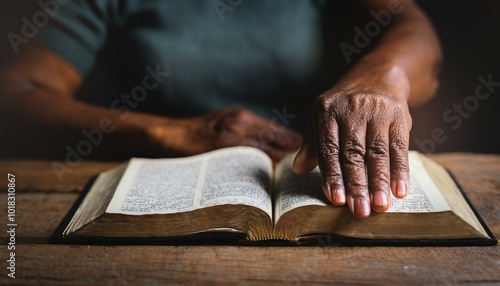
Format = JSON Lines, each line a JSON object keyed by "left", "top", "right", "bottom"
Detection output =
{"left": 0, "top": 245, "right": 499, "bottom": 285}
{"left": 0, "top": 193, "right": 78, "bottom": 243}
{"left": 0, "top": 153, "right": 498, "bottom": 285}
{"left": 0, "top": 160, "right": 122, "bottom": 193}
{"left": 430, "top": 153, "right": 500, "bottom": 236}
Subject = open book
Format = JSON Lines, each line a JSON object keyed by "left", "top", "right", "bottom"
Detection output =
{"left": 57, "top": 147, "right": 496, "bottom": 245}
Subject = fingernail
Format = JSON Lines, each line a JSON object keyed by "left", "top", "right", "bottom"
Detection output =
{"left": 396, "top": 180, "right": 407, "bottom": 198}
{"left": 331, "top": 188, "right": 346, "bottom": 205}
{"left": 354, "top": 197, "right": 370, "bottom": 218}
{"left": 373, "top": 191, "right": 388, "bottom": 209}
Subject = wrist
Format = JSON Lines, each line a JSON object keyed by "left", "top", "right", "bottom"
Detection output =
{"left": 143, "top": 117, "right": 192, "bottom": 156}
{"left": 333, "top": 55, "right": 410, "bottom": 103}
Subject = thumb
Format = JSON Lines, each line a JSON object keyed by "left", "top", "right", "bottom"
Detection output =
{"left": 292, "top": 121, "right": 318, "bottom": 174}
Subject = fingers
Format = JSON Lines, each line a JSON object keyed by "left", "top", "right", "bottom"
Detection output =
{"left": 245, "top": 118, "right": 302, "bottom": 157}
{"left": 308, "top": 92, "right": 411, "bottom": 219}
{"left": 338, "top": 118, "right": 371, "bottom": 219}
{"left": 366, "top": 120, "right": 391, "bottom": 213}
{"left": 265, "top": 123, "right": 302, "bottom": 151}
{"left": 389, "top": 115, "right": 411, "bottom": 199}
{"left": 313, "top": 113, "right": 346, "bottom": 206}
{"left": 213, "top": 107, "right": 302, "bottom": 161}
{"left": 340, "top": 108, "right": 410, "bottom": 217}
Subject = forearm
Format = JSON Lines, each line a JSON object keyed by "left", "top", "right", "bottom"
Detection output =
{"left": 294, "top": 1, "right": 440, "bottom": 217}
{"left": 353, "top": 0, "right": 442, "bottom": 106}
{"left": 0, "top": 45, "right": 301, "bottom": 160}
{"left": 0, "top": 44, "right": 191, "bottom": 158}
{"left": 0, "top": 89, "right": 187, "bottom": 158}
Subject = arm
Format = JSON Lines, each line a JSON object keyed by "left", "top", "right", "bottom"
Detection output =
{"left": 293, "top": 0, "right": 442, "bottom": 218}
{"left": 0, "top": 45, "right": 301, "bottom": 161}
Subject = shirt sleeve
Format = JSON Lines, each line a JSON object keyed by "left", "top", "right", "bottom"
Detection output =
{"left": 31, "top": 0, "right": 111, "bottom": 77}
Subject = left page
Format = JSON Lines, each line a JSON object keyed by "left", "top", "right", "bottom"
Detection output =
{"left": 106, "top": 147, "right": 273, "bottom": 218}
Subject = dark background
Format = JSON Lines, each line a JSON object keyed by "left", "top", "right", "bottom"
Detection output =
{"left": 410, "top": 0, "right": 500, "bottom": 153}
{"left": 0, "top": 0, "right": 499, "bottom": 157}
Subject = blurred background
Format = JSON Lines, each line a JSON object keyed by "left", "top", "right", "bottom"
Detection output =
{"left": 0, "top": 0, "right": 498, "bottom": 158}
{"left": 410, "top": 0, "right": 500, "bottom": 153}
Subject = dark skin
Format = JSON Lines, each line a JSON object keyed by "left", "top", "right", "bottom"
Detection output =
{"left": 293, "top": 0, "right": 441, "bottom": 217}
{"left": 0, "top": 0, "right": 441, "bottom": 218}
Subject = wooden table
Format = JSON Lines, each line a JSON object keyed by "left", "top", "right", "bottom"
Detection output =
{"left": 0, "top": 153, "right": 499, "bottom": 285}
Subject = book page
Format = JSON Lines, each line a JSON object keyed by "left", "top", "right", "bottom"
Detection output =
{"left": 275, "top": 151, "right": 451, "bottom": 221}
{"left": 199, "top": 149, "right": 273, "bottom": 217}
{"left": 417, "top": 154, "right": 489, "bottom": 237}
{"left": 64, "top": 164, "right": 127, "bottom": 236}
{"left": 274, "top": 154, "right": 328, "bottom": 221}
{"left": 387, "top": 151, "right": 450, "bottom": 212}
{"left": 106, "top": 147, "right": 273, "bottom": 218}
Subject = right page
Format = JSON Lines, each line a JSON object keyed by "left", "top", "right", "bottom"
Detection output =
{"left": 386, "top": 151, "right": 450, "bottom": 213}
{"left": 273, "top": 151, "right": 451, "bottom": 223}
{"left": 273, "top": 154, "right": 327, "bottom": 223}
{"left": 417, "top": 152, "right": 490, "bottom": 238}
{"left": 273, "top": 151, "right": 490, "bottom": 240}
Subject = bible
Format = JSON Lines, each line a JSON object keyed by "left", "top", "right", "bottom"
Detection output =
{"left": 55, "top": 146, "right": 496, "bottom": 245}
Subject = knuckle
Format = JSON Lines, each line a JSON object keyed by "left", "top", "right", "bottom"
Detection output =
{"left": 346, "top": 93, "right": 366, "bottom": 111}
{"left": 375, "top": 96, "right": 390, "bottom": 110}
{"left": 228, "top": 107, "right": 248, "bottom": 120}
{"left": 366, "top": 140, "right": 389, "bottom": 159}
{"left": 341, "top": 140, "right": 365, "bottom": 165}
{"left": 312, "top": 95, "right": 334, "bottom": 114}
{"left": 406, "top": 114, "right": 413, "bottom": 130}
{"left": 257, "top": 127, "right": 275, "bottom": 143}
{"left": 393, "top": 102, "right": 411, "bottom": 121}
{"left": 347, "top": 92, "right": 364, "bottom": 104}
{"left": 213, "top": 108, "right": 253, "bottom": 135}
{"left": 317, "top": 142, "right": 340, "bottom": 163}
{"left": 390, "top": 135, "right": 408, "bottom": 152}
{"left": 214, "top": 118, "right": 241, "bottom": 136}
{"left": 349, "top": 92, "right": 388, "bottom": 108}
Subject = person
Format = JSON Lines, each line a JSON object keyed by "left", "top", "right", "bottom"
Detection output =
{"left": 0, "top": 0, "right": 441, "bottom": 219}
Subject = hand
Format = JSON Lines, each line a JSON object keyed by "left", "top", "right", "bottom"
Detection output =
{"left": 293, "top": 62, "right": 412, "bottom": 218}
{"left": 147, "top": 107, "right": 302, "bottom": 161}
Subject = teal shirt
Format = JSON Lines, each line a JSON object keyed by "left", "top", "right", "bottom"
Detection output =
{"left": 31, "top": 0, "right": 354, "bottom": 130}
